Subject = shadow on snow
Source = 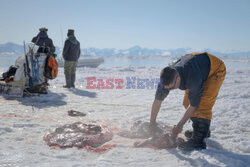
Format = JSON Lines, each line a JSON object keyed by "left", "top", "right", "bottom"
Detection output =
{"left": 166, "top": 139, "right": 250, "bottom": 167}
{"left": 68, "top": 88, "right": 97, "bottom": 98}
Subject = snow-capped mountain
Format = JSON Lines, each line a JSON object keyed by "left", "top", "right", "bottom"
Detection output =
{"left": 0, "top": 42, "right": 60, "bottom": 56}
{"left": 0, "top": 42, "right": 250, "bottom": 58}
{"left": 0, "top": 42, "right": 24, "bottom": 56}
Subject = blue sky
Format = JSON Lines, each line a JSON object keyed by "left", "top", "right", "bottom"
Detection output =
{"left": 0, "top": 0, "right": 250, "bottom": 51}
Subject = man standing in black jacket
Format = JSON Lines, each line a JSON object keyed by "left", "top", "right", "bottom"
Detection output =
{"left": 63, "top": 29, "right": 81, "bottom": 88}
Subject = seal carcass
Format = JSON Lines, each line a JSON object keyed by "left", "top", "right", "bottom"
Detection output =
{"left": 118, "top": 121, "right": 184, "bottom": 149}
{"left": 44, "top": 122, "right": 113, "bottom": 150}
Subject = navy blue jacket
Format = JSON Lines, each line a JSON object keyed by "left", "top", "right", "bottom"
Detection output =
{"left": 155, "top": 53, "right": 211, "bottom": 107}
{"left": 63, "top": 36, "right": 81, "bottom": 62}
{"left": 32, "top": 31, "right": 55, "bottom": 53}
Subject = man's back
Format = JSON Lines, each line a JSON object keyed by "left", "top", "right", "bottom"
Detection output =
{"left": 155, "top": 53, "right": 211, "bottom": 107}
{"left": 63, "top": 36, "right": 80, "bottom": 62}
{"left": 174, "top": 53, "right": 211, "bottom": 107}
{"left": 32, "top": 31, "right": 55, "bottom": 53}
{"left": 174, "top": 53, "right": 211, "bottom": 82}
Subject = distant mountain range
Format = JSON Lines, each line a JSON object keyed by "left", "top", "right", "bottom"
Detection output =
{"left": 0, "top": 42, "right": 250, "bottom": 58}
{"left": 0, "top": 42, "right": 61, "bottom": 56}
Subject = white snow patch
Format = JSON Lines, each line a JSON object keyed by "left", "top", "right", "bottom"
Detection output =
{"left": 0, "top": 63, "right": 250, "bottom": 166}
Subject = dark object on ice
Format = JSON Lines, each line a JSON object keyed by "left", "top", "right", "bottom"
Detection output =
{"left": 43, "top": 122, "right": 113, "bottom": 149}
{"left": 119, "top": 121, "right": 184, "bottom": 149}
{"left": 67, "top": 110, "right": 86, "bottom": 117}
{"left": 1, "top": 65, "right": 18, "bottom": 82}
{"left": 24, "top": 84, "right": 48, "bottom": 94}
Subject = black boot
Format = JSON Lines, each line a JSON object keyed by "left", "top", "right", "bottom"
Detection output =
{"left": 184, "top": 129, "right": 211, "bottom": 139}
{"left": 179, "top": 117, "right": 211, "bottom": 151}
{"left": 178, "top": 139, "right": 206, "bottom": 151}
{"left": 71, "top": 74, "right": 76, "bottom": 88}
{"left": 63, "top": 74, "right": 71, "bottom": 88}
{"left": 184, "top": 130, "right": 193, "bottom": 139}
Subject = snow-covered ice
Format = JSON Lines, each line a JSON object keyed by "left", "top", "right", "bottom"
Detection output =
{"left": 0, "top": 60, "right": 250, "bottom": 167}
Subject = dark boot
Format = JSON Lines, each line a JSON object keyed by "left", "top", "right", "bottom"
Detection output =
{"left": 184, "top": 129, "right": 211, "bottom": 139}
{"left": 184, "top": 130, "right": 193, "bottom": 139}
{"left": 179, "top": 117, "right": 211, "bottom": 151}
{"left": 71, "top": 74, "right": 76, "bottom": 88}
{"left": 178, "top": 139, "right": 206, "bottom": 151}
{"left": 63, "top": 74, "right": 71, "bottom": 88}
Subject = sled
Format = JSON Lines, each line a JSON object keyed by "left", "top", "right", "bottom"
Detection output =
{"left": 0, "top": 43, "right": 49, "bottom": 96}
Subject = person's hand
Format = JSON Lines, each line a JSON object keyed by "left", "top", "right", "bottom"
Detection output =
{"left": 171, "top": 124, "right": 183, "bottom": 137}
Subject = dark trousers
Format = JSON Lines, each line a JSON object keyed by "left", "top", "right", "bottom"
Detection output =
{"left": 191, "top": 117, "right": 211, "bottom": 143}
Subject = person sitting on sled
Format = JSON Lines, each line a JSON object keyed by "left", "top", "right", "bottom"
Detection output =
{"left": 149, "top": 52, "right": 226, "bottom": 151}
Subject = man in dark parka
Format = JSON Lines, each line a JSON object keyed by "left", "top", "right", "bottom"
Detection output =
{"left": 32, "top": 27, "right": 55, "bottom": 53}
{"left": 62, "top": 29, "right": 81, "bottom": 88}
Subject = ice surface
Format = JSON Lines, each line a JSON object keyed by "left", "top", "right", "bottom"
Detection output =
{"left": 0, "top": 60, "right": 250, "bottom": 166}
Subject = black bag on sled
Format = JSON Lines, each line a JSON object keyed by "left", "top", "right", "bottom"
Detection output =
{"left": 1, "top": 65, "right": 18, "bottom": 82}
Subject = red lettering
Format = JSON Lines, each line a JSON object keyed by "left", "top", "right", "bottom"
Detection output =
{"left": 86, "top": 77, "right": 96, "bottom": 89}
{"left": 97, "top": 79, "right": 106, "bottom": 89}
{"left": 106, "top": 79, "right": 115, "bottom": 89}
{"left": 115, "top": 79, "right": 124, "bottom": 89}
